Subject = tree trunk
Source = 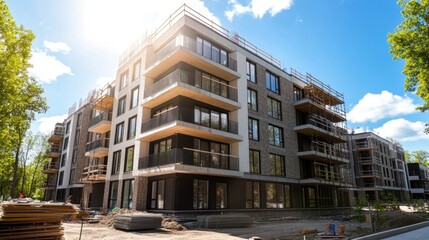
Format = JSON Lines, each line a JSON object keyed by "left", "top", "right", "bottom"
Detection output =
{"left": 21, "top": 160, "right": 26, "bottom": 194}
{"left": 29, "top": 156, "right": 42, "bottom": 197}
{"left": 10, "top": 143, "right": 21, "bottom": 198}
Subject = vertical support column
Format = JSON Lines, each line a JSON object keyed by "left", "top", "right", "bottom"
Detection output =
{"left": 134, "top": 176, "right": 148, "bottom": 211}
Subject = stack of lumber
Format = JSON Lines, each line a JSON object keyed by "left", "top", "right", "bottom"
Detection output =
{"left": 113, "top": 213, "right": 162, "bottom": 231}
{"left": 0, "top": 202, "right": 80, "bottom": 240}
{"left": 197, "top": 214, "right": 252, "bottom": 229}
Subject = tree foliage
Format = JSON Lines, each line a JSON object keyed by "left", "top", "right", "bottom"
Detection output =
{"left": 406, "top": 150, "right": 429, "bottom": 166}
{"left": 388, "top": 0, "right": 429, "bottom": 112}
{"left": 0, "top": 0, "right": 48, "bottom": 197}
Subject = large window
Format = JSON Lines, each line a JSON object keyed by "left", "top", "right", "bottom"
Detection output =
{"left": 153, "top": 139, "right": 172, "bottom": 154}
{"left": 267, "top": 97, "right": 282, "bottom": 120}
{"left": 247, "top": 61, "right": 256, "bottom": 83}
{"left": 130, "top": 86, "right": 139, "bottom": 109}
{"left": 72, "top": 149, "right": 77, "bottom": 163}
{"left": 61, "top": 154, "right": 67, "bottom": 167}
{"left": 69, "top": 169, "right": 75, "bottom": 185}
{"left": 133, "top": 60, "right": 141, "bottom": 80}
{"left": 114, "top": 122, "right": 124, "bottom": 144}
{"left": 268, "top": 124, "right": 283, "bottom": 147}
{"left": 249, "top": 150, "right": 260, "bottom": 174}
{"left": 266, "top": 183, "right": 291, "bottom": 208}
{"left": 77, "top": 113, "right": 82, "bottom": 127}
{"left": 127, "top": 116, "right": 137, "bottom": 140}
{"left": 248, "top": 118, "right": 259, "bottom": 141}
{"left": 124, "top": 146, "right": 134, "bottom": 172}
{"left": 193, "top": 179, "right": 209, "bottom": 209}
{"left": 293, "top": 86, "right": 303, "bottom": 101}
{"left": 63, "top": 137, "right": 69, "bottom": 150}
{"left": 66, "top": 121, "right": 71, "bottom": 133}
{"left": 194, "top": 71, "right": 229, "bottom": 98}
{"left": 120, "top": 71, "right": 128, "bottom": 90}
{"left": 194, "top": 106, "right": 228, "bottom": 131}
{"left": 216, "top": 183, "right": 227, "bottom": 209}
{"left": 112, "top": 150, "right": 121, "bottom": 175}
{"left": 193, "top": 139, "right": 229, "bottom": 169}
{"left": 74, "top": 130, "right": 80, "bottom": 146}
{"left": 108, "top": 181, "right": 118, "bottom": 208}
{"left": 150, "top": 180, "right": 165, "bottom": 209}
{"left": 117, "top": 96, "right": 126, "bottom": 116}
{"left": 121, "top": 179, "right": 134, "bottom": 209}
{"left": 270, "top": 153, "right": 285, "bottom": 176}
{"left": 245, "top": 181, "right": 260, "bottom": 208}
{"left": 266, "top": 71, "right": 280, "bottom": 94}
{"left": 247, "top": 89, "right": 258, "bottom": 111}
{"left": 196, "top": 37, "right": 228, "bottom": 66}
{"left": 58, "top": 171, "right": 64, "bottom": 186}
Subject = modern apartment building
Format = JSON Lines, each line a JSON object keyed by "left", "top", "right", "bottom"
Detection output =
{"left": 348, "top": 132, "right": 409, "bottom": 202}
{"left": 43, "top": 123, "right": 64, "bottom": 200}
{"left": 407, "top": 163, "right": 429, "bottom": 199}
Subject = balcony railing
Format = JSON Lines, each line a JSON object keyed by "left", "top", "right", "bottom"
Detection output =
{"left": 298, "top": 115, "right": 347, "bottom": 136}
{"left": 146, "top": 34, "right": 237, "bottom": 72}
{"left": 42, "top": 181, "right": 56, "bottom": 188}
{"left": 89, "top": 112, "right": 112, "bottom": 127}
{"left": 46, "top": 144, "right": 61, "bottom": 155}
{"left": 300, "top": 140, "right": 349, "bottom": 160}
{"left": 358, "top": 169, "right": 382, "bottom": 177}
{"left": 43, "top": 162, "right": 59, "bottom": 172}
{"left": 138, "top": 148, "right": 239, "bottom": 171}
{"left": 81, "top": 164, "right": 107, "bottom": 182}
{"left": 313, "top": 166, "right": 352, "bottom": 185}
{"left": 141, "top": 107, "right": 238, "bottom": 134}
{"left": 144, "top": 68, "right": 238, "bottom": 102}
{"left": 85, "top": 138, "right": 110, "bottom": 152}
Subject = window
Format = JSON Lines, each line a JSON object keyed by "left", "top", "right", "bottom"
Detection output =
{"left": 130, "top": 87, "right": 139, "bottom": 109}
{"left": 120, "top": 71, "right": 128, "bottom": 90}
{"left": 114, "top": 122, "right": 124, "bottom": 144}
{"left": 247, "top": 61, "right": 256, "bottom": 83}
{"left": 74, "top": 130, "right": 80, "bottom": 146}
{"left": 63, "top": 137, "right": 69, "bottom": 150}
{"left": 58, "top": 171, "right": 64, "bottom": 186}
{"left": 266, "top": 183, "right": 287, "bottom": 208}
{"left": 216, "top": 183, "right": 227, "bottom": 209}
{"left": 112, "top": 150, "right": 121, "bottom": 175}
{"left": 66, "top": 121, "right": 71, "bottom": 134}
{"left": 72, "top": 149, "right": 77, "bottom": 163}
{"left": 194, "top": 70, "right": 229, "bottom": 98}
{"left": 194, "top": 106, "right": 228, "bottom": 131}
{"left": 247, "top": 89, "right": 258, "bottom": 111}
{"left": 245, "top": 181, "right": 260, "bottom": 208}
{"left": 270, "top": 154, "right": 285, "bottom": 176}
{"left": 77, "top": 113, "right": 82, "bottom": 127}
{"left": 249, "top": 150, "right": 260, "bottom": 174}
{"left": 117, "top": 96, "right": 126, "bottom": 116}
{"left": 108, "top": 181, "right": 118, "bottom": 208}
{"left": 284, "top": 185, "right": 291, "bottom": 208}
{"left": 248, "top": 118, "right": 259, "bottom": 141}
{"left": 193, "top": 139, "right": 229, "bottom": 169}
{"left": 121, "top": 179, "right": 134, "bottom": 209}
{"left": 266, "top": 71, "right": 280, "bottom": 94}
{"left": 268, "top": 124, "right": 283, "bottom": 147}
{"left": 193, "top": 179, "right": 209, "bottom": 209}
{"left": 127, "top": 116, "right": 137, "bottom": 140}
{"left": 267, "top": 97, "right": 282, "bottom": 120}
{"left": 196, "top": 37, "right": 228, "bottom": 66}
{"left": 133, "top": 60, "right": 141, "bottom": 80}
{"left": 124, "top": 146, "right": 134, "bottom": 172}
{"left": 293, "top": 86, "right": 303, "bottom": 101}
{"left": 150, "top": 180, "right": 165, "bottom": 209}
{"left": 61, "top": 154, "right": 67, "bottom": 167}
{"left": 69, "top": 168, "right": 75, "bottom": 185}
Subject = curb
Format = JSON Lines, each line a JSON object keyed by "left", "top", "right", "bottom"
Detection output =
{"left": 353, "top": 221, "right": 429, "bottom": 240}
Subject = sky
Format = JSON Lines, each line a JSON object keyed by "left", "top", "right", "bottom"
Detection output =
{"left": 5, "top": 0, "right": 429, "bottom": 152}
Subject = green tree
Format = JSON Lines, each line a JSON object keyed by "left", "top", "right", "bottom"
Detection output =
{"left": 406, "top": 150, "right": 429, "bottom": 166}
{"left": 0, "top": 0, "right": 48, "bottom": 197}
{"left": 388, "top": 0, "right": 429, "bottom": 128}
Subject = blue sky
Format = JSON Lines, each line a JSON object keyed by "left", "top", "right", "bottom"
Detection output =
{"left": 6, "top": 0, "right": 429, "bottom": 152}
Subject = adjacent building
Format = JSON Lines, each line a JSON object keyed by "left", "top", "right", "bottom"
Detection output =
{"left": 407, "top": 163, "right": 429, "bottom": 199}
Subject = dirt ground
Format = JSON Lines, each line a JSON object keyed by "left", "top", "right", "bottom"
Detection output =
{"left": 63, "top": 218, "right": 371, "bottom": 240}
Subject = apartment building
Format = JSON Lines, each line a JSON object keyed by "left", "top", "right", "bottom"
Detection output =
{"left": 348, "top": 132, "right": 409, "bottom": 202}
{"left": 407, "top": 163, "right": 429, "bottom": 199}
{"left": 89, "top": 5, "right": 354, "bottom": 215}
{"left": 43, "top": 123, "right": 64, "bottom": 200}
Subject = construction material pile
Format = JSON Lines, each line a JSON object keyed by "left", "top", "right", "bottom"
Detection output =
{"left": 197, "top": 214, "right": 252, "bottom": 229}
{"left": 0, "top": 202, "right": 80, "bottom": 240}
{"left": 162, "top": 216, "right": 188, "bottom": 231}
{"left": 113, "top": 213, "right": 162, "bottom": 231}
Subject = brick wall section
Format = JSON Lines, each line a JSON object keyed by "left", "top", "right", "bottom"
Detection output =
{"left": 133, "top": 176, "right": 148, "bottom": 211}
{"left": 247, "top": 63, "right": 300, "bottom": 179}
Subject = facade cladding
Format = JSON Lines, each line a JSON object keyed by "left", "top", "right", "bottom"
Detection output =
{"left": 43, "top": 5, "right": 408, "bottom": 213}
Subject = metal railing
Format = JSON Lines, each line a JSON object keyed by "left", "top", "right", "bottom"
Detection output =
{"left": 89, "top": 112, "right": 112, "bottom": 127}
{"left": 138, "top": 148, "right": 239, "bottom": 171}
{"left": 43, "top": 162, "right": 59, "bottom": 171}
{"left": 313, "top": 163, "right": 352, "bottom": 184}
{"left": 81, "top": 164, "right": 107, "bottom": 181}
{"left": 46, "top": 144, "right": 61, "bottom": 154}
{"left": 146, "top": 34, "right": 237, "bottom": 71}
{"left": 144, "top": 68, "right": 238, "bottom": 101}
{"left": 299, "top": 115, "right": 347, "bottom": 136}
{"left": 85, "top": 138, "right": 110, "bottom": 152}
{"left": 141, "top": 107, "right": 238, "bottom": 134}
{"left": 300, "top": 140, "right": 349, "bottom": 160}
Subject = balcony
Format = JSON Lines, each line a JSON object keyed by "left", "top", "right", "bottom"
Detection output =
{"left": 88, "top": 112, "right": 112, "bottom": 134}
{"left": 357, "top": 169, "right": 382, "bottom": 178}
{"left": 45, "top": 144, "right": 62, "bottom": 158}
{"left": 85, "top": 138, "right": 109, "bottom": 158}
{"left": 297, "top": 140, "right": 349, "bottom": 164}
{"left": 294, "top": 98, "right": 346, "bottom": 123}
{"left": 48, "top": 126, "right": 64, "bottom": 143}
{"left": 41, "top": 181, "right": 56, "bottom": 190}
{"left": 43, "top": 162, "right": 59, "bottom": 174}
{"left": 301, "top": 164, "right": 352, "bottom": 186}
{"left": 143, "top": 68, "right": 240, "bottom": 111}
{"left": 91, "top": 85, "right": 115, "bottom": 111}
{"left": 137, "top": 148, "right": 241, "bottom": 177}
{"left": 137, "top": 107, "right": 242, "bottom": 143}
{"left": 145, "top": 34, "right": 239, "bottom": 81}
{"left": 80, "top": 164, "right": 107, "bottom": 183}
{"left": 294, "top": 115, "right": 347, "bottom": 143}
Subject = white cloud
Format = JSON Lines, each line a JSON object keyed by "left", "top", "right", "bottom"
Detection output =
{"left": 347, "top": 91, "right": 418, "bottom": 123}
{"left": 29, "top": 50, "right": 73, "bottom": 83}
{"left": 96, "top": 76, "right": 114, "bottom": 87}
{"left": 81, "top": 0, "right": 220, "bottom": 53}
{"left": 37, "top": 114, "right": 68, "bottom": 134}
{"left": 373, "top": 118, "right": 429, "bottom": 142}
{"left": 43, "top": 41, "right": 71, "bottom": 54}
{"left": 226, "top": 0, "right": 293, "bottom": 21}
